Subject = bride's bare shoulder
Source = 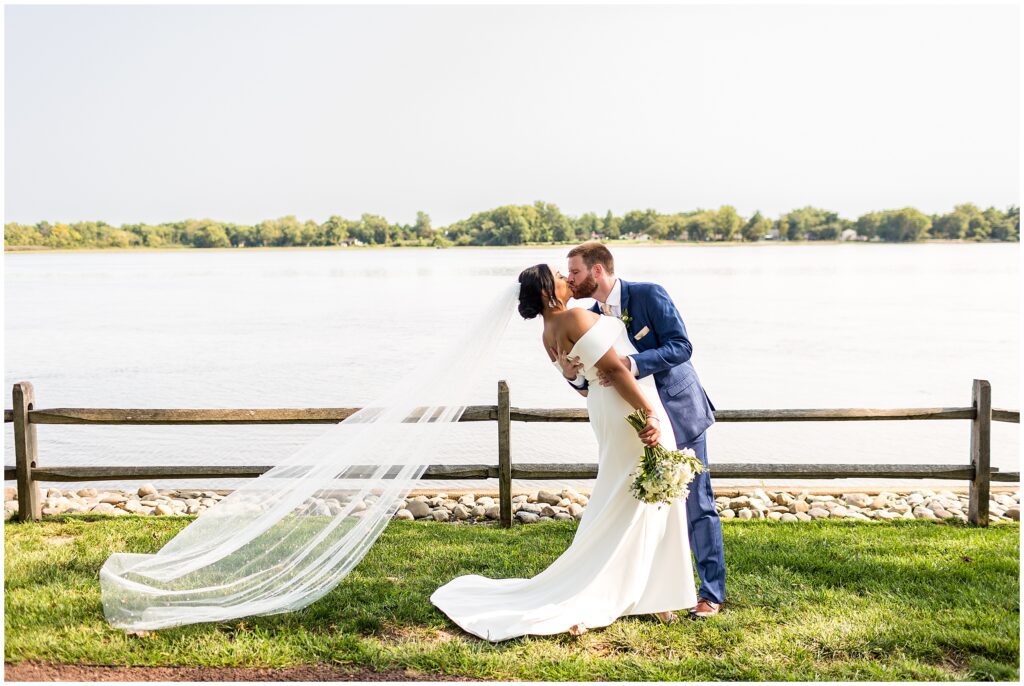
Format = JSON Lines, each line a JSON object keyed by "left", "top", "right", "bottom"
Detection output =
{"left": 557, "top": 308, "right": 599, "bottom": 339}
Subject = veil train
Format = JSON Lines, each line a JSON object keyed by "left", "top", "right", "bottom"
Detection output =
{"left": 101, "top": 282, "right": 520, "bottom": 631}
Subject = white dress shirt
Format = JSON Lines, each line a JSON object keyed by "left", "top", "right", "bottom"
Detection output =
{"left": 568, "top": 279, "right": 639, "bottom": 388}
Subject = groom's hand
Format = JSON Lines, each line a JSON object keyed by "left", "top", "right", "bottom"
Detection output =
{"left": 596, "top": 356, "right": 633, "bottom": 386}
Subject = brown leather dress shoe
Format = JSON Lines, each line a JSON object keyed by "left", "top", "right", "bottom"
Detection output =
{"left": 688, "top": 598, "right": 722, "bottom": 618}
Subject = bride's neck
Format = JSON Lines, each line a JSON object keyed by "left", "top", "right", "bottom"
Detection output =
{"left": 541, "top": 300, "right": 567, "bottom": 321}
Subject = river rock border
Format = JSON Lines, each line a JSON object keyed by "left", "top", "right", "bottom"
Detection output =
{"left": 5, "top": 486, "right": 1020, "bottom": 523}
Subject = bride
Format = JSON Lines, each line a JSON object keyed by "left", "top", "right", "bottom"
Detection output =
{"left": 99, "top": 267, "right": 694, "bottom": 635}
{"left": 430, "top": 264, "right": 697, "bottom": 641}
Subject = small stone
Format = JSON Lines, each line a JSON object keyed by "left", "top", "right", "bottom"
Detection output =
{"left": 458, "top": 494, "right": 476, "bottom": 506}
{"left": 516, "top": 511, "right": 540, "bottom": 524}
{"left": 471, "top": 505, "right": 487, "bottom": 518}
{"left": 870, "top": 496, "right": 888, "bottom": 509}
{"left": 4, "top": 487, "right": 17, "bottom": 501}
{"left": 452, "top": 504, "right": 471, "bottom": 520}
{"left": 767, "top": 512, "right": 783, "bottom": 521}
{"left": 527, "top": 494, "right": 538, "bottom": 503}
{"left": 791, "top": 501, "right": 810, "bottom": 514}
{"left": 90, "top": 503, "right": 117, "bottom": 514}
{"left": 519, "top": 503, "right": 543, "bottom": 514}
{"left": 795, "top": 512, "right": 813, "bottom": 522}
{"left": 1003, "top": 506, "right": 1019, "bottom": 521}
{"left": 561, "top": 489, "right": 585, "bottom": 505}
{"left": 567, "top": 503, "right": 585, "bottom": 519}
{"left": 154, "top": 503, "right": 175, "bottom": 516}
{"left": 890, "top": 502, "right": 911, "bottom": 514}
{"left": 394, "top": 509, "right": 415, "bottom": 521}
{"left": 808, "top": 507, "right": 831, "bottom": 519}
{"left": 485, "top": 505, "right": 500, "bottom": 520}
{"left": 138, "top": 484, "right": 158, "bottom": 497}
{"left": 774, "top": 492, "right": 795, "bottom": 506}
{"left": 431, "top": 509, "right": 450, "bottom": 522}
{"left": 912, "top": 506, "right": 937, "bottom": 520}
{"left": 553, "top": 513, "right": 573, "bottom": 522}
{"left": 780, "top": 513, "right": 799, "bottom": 523}
{"left": 720, "top": 508, "right": 735, "bottom": 520}
{"left": 830, "top": 506, "right": 849, "bottom": 519}
{"left": 477, "top": 496, "right": 495, "bottom": 506}
{"left": 537, "top": 490, "right": 561, "bottom": 505}
{"left": 46, "top": 488, "right": 63, "bottom": 498}
{"left": 842, "top": 493, "right": 873, "bottom": 508}
{"left": 406, "top": 500, "right": 431, "bottom": 518}
{"left": 122, "top": 500, "right": 146, "bottom": 514}
{"left": 557, "top": 498, "right": 571, "bottom": 507}
{"left": 540, "top": 504, "right": 557, "bottom": 517}
{"left": 512, "top": 495, "right": 529, "bottom": 503}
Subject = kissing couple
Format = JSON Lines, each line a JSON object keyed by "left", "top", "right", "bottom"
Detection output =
{"left": 100, "top": 242, "right": 724, "bottom": 639}
{"left": 431, "top": 241, "right": 725, "bottom": 641}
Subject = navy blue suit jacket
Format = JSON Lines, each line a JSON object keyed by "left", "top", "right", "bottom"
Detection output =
{"left": 579, "top": 280, "right": 715, "bottom": 445}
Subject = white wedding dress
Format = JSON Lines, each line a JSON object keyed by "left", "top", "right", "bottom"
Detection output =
{"left": 430, "top": 315, "right": 697, "bottom": 641}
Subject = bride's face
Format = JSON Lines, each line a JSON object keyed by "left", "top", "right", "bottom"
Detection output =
{"left": 547, "top": 264, "right": 572, "bottom": 305}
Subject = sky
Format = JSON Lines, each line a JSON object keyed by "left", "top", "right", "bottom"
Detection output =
{"left": 4, "top": 2, "right": 1020, "bottom": 227}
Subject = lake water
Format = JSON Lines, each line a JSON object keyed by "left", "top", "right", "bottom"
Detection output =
{"left": 4, "top": 243, "right": 1019, "bottom": 492}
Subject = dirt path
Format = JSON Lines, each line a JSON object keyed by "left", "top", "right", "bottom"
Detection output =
{"left": 4, "top": 661, "right": 474, "bottom": 682}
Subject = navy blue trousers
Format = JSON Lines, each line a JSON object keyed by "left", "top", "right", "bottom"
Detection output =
{"left": 679, "top": 431, "right": 726, "bottom": 605}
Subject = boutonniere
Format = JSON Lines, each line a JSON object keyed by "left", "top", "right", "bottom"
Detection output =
{"left": 620, "top": 309, "right": 633, "bottom": 327}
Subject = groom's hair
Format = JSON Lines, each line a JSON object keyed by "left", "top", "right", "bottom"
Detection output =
{"left": 567, "top": 241, "right": 614, "bottom": 274}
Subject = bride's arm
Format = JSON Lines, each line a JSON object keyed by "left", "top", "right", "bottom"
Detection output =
{"left": 547, "top": 343, "right": 588, "bottom": 397}
{"left": 592, "top": 350, "right": 660, "bottom": 446}
{"left": 561, "top": 311, "right": 659, "bottom": 444}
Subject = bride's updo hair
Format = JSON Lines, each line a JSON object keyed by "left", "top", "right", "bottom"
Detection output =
{"left": 518, "top": 264, "right": 556, "bottom": 319}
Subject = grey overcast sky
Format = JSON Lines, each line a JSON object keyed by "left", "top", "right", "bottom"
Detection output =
{"left": 4, "top": 3, "right": 1020, "bottom": 227}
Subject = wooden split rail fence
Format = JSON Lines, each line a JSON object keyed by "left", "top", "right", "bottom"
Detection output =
{"left": 5, "top": 379, "right": 1020, "bottom": 527}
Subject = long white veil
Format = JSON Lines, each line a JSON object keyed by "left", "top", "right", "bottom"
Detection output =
{"left": 101, "top": 282, "right": 521, "bottom": 631}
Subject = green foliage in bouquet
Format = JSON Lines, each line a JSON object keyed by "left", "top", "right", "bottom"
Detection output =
{"left": 625, "top": 408, "right": 705, "bottom": 505}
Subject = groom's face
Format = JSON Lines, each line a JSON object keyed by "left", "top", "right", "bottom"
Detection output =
{"left": 567, "top": 256, "right": 598, "bottom": 299}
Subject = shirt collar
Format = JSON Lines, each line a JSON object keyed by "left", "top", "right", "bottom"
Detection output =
{"left": 605, "top": 279, "right": 622, "bottom": 310}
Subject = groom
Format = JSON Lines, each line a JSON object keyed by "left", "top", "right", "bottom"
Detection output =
{"left": 562, "top": 241, "right": 725, "bottom": 618}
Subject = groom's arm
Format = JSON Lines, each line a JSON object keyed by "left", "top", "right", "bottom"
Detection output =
{"left": 628, "top": 285, "right": 694, "bottom": 378}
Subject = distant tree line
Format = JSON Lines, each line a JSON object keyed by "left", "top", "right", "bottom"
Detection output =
{"left": 4, "top": 203, "right": 1018, "bottom": 250}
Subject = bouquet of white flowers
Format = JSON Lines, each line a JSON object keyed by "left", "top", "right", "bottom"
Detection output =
{"left": 625, "top": 408, "right": 705, "bottom": 505}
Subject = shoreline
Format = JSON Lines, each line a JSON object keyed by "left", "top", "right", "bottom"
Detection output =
{"left": 3, "top": 238, "right": 1007, "bottom": 255}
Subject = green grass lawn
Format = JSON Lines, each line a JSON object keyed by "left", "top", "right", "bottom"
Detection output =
{"left": 4, "top": 515, "right": 1019, "bottom": 681}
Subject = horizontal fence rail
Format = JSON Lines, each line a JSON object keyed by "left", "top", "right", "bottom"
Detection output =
{"left": 6, "top": 406, "right": 1019, "bottom": 425}
{"left": 4, "top": 379, "right": 1019, "bottom": 527}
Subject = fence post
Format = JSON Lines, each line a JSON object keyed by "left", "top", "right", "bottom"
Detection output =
{"left": 13, "top": 381, "right": 41, "bottom": 521}
{"left": 497, "top": 380, "right": 512, "bottom": 528}
{"left": 968, "top": 379, "right": 992, "bottom": 527}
